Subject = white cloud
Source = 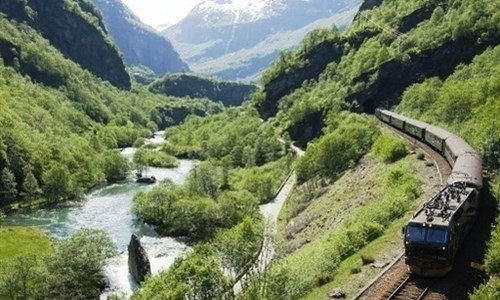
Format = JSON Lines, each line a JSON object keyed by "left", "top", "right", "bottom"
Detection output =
{"left": 121, "top": 0, "right": 205, "bottom": 28}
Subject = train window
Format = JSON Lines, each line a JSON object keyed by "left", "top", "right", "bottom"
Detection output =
{"left": 426, "top": 228, "right": 448, "bottom": 244}
{"left": 406, "top": 226, "right": 425, "bottom": 242}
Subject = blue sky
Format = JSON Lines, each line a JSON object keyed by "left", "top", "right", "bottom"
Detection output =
{"left": 121, "top": 0, "right": 205, "bottom": 28}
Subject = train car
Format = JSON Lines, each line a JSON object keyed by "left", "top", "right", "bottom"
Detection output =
{"left": 424, "top": 125, "right": 453, "bottom": 153}
{"left": 444, "top": 136, "right": 476, "bottom": 166}
{"left": 404, "top": 118, "right": 428, "bottom": 140}
{"left": 388, "top": 112, "right": 406, "bottom": 131}
{"left": 378, "top": 109, "right": 391, "bottom": 123}
{"left": 448, "top": 153, "right": 483, "bottom": 189}
{"left": 403, "top": 183, "right": 479, "bottom": 277}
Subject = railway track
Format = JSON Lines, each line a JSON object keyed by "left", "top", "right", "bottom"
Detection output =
{"left": 385, "top": 274, "right": 433, "bottom": 300}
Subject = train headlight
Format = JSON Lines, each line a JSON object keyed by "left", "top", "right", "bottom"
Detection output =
{"left": 442, "top": 247, "right": 446, "bottom": 250}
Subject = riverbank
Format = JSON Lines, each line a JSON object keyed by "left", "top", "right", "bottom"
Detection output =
{"left": 0, "top": 227, "right": 51, "bottom": 262}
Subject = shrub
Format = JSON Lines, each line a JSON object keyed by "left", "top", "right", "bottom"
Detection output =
{"left": 361, "top": 254, "right": 376, "bottom": 265}
{"left": 314, "top": 273, "right": 333, "bottom": 287}
{"left": 296, "top": 113, "right": 379, "bottom": 182}
{"left": 372, "top": 133, "right": 408, "bottom": 163}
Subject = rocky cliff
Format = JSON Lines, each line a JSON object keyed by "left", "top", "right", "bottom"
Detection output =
{"left": 149, "top": 74, "right": 257, "bottom": 106}
{"left": 349, "top": 33, "right": 500, "bottom": 113}
{"left": 92, "top": 0, "right": 189, "bottom": 76}
{"left": 0, "top": 0, "right": 130, "bottom": 89}
{"left": 258, "top": 40, "right": 344, "bottom": 119}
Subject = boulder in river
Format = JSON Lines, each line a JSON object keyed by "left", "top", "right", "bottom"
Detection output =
{"left": 128, "top": 234, "right": 151, "bottom": 283}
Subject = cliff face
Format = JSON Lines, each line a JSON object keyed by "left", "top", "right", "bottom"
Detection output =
{"left": 350, "top": 34, "right": 500, "bottom": 113}
{"left": 258, "top": 41, "right": 344, "bottom": 119}
{"left": 0, "top": 0, "right": 130, "bottom": 89}
{"left": 149, "top": 74, "right": 257, "bottom": 107}
{"left": 92, "top": 0, "right": 189, "bottom": 76}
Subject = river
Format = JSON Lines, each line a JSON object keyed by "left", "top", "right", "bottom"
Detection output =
{"left": 4, "top": 132, "right": 194, "bottom": 298}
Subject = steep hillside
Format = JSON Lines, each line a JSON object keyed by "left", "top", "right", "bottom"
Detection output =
{"left": 0, "top": 5, "right": 220, "bottom": 208}
{"left": 92, "top": 0, "right": 189, "bottom": 76}
{"left": 0, "top": 0, "right": 130, "bottom": 89}
{"left": 244, "top": 0, "right": 499, "bottom": 298}
{"left": 163, "top": 0, "right": 362, "bottom": 81}
{"left": 149, "top": 74, "right": 257, "bottom": 106}
{"left": 254, "top": 0, "right": 499, "bottom": 148}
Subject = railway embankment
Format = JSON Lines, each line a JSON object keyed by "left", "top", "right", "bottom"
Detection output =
{"left": 271, "top": 123, "right": 443, "bottom": 299}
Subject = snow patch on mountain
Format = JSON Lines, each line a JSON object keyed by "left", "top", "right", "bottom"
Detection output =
{"left": 194, "top": 0, "right": 286, "bottom": 25}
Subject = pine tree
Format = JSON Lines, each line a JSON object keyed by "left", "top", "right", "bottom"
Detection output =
{"left": 0, "top": 168, "right": 18, "bottom": 204}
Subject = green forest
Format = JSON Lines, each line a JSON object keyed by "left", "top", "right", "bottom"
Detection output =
{"left": 0, "top": 0, "right": 499, "bottom": 299}
{"left": 0, "top": 11, "right": 223, "bottom": 209}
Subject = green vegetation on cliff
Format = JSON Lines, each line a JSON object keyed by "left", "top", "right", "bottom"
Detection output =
{"left": 254, "top": 0, "right": 499, "bottom": 145}
{"left": 149, "top": 74, "right": 257, "bottom": 107}
{"left": 0, "top": 0, "right": 131, "bottom": 89}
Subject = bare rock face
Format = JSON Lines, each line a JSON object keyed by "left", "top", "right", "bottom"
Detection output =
{"left": 128, "top": 234, "right": 151, "bottom": 283}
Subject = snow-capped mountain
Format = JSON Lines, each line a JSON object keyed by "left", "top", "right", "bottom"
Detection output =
{"left": 163, "top": 0, "right": 363, "bottom": 81}
{"left": 193, "top": 0, "right": 286, "bottom": 26}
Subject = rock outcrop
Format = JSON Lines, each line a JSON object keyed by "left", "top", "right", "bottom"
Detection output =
{"left": 349, "top": 33, "right": 500, "bottom": 113}
{"left": 258, "top": 41, "right": 344, "bottom": 120}
{"left": 128, "top": 234, "right": 151, "bottom": 283}
{"left": 149, "top": 74, "right": 257, "bottom": 107}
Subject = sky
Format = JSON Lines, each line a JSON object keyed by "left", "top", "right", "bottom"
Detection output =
{"left": 121, "top": 0, "right": 205, "bottom": 29}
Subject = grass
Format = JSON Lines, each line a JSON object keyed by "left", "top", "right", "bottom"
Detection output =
{"left": 0, "top": 227, "right": 51, "bottom": 262}
{"left": 301, "top": 218, "right": 407, "bottom": 299}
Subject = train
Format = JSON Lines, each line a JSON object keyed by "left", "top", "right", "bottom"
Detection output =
{"left": 375, "top": 109, "right": 483, "bottom": 277}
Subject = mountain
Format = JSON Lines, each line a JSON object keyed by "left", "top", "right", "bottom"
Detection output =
{"left": 0, "top": 0, "right": 130, "bottom": 89}
{"left": 163, "top": 0, "right": 363, "bottom": 82}
{"left": 92, "top": 0, "right": 189, "bottom": 76}
{"left": 253, "top": 0, "right": 500, "bottom": 147}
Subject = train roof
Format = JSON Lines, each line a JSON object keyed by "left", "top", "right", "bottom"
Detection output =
{"left": 410, "top": 184, "right": 476, "bottom": 228}
{"left": 404, "top": 117, "right": 429, "bottom": 129}
{"left": 445, "top": 135, "right": 476, "bottom": 157}
{"left": 425, "top": 125, "right": 454, "bottom": 140}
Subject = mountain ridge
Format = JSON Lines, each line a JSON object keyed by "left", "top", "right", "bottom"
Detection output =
{"left": 0, "top": 0, "right": 131, "bottom": 89}
{"left": 163, "top": 0, "right": 363, "bottom": 81}
{"left": 92, "top": 0, "right": 189, "bottom": 76}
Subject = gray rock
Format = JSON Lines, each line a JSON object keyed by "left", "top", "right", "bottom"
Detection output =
{"left": 128, "top": 234, "right": 151, "bottom": 283}
{"left": 328, "top": 288, "right": 346, "bottom": 299}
